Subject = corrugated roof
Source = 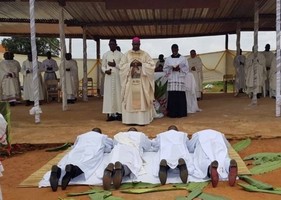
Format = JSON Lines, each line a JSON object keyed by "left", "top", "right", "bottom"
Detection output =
{"left": 0, "top": 0, "right": 276, "bottom": 39}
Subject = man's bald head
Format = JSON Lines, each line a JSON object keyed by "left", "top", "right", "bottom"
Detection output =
{"left": 128, "top": 127, "right": 138, "bottom": 131}
{"left": 92, "top": 127, "right": 102, "bottom": 134}
{"left": 168, "top": 125, "right": 178, "bottom": 131}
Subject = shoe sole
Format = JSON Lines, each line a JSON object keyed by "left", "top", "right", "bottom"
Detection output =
{"left": 178, "top": 158, "right": 188, "bottom": 184}
{"left": 103, "top": 163, "right": 114, "bottom": 190}
{"left": 113, "top": 162, "right": 123, "bottom": 189}
{"left": 61, "top": 164, "right": 73, "bottom": 190}
{"left": 228, "top": 159, "right": 238, "bottom": 186}
{"left": 50, "top": 165, "right": 60, "bottom": 192}
{"left": 210, "top": 161, "right": 219, "bottom": 188}
{"left": 159, "top": 159, "right": 168, "bottom": 185}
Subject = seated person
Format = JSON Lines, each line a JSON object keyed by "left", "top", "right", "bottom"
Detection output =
{"left": 188, "top": 129, "right": 238, "bottom": 187}
{"left": 152, "top": 125, "right": 193, "bottom": 185}
{"left": 102, "top": 127, "right": 152, "bottom": 190}
{"left": 49, "top": 128, "right": 113, "bottom": 191}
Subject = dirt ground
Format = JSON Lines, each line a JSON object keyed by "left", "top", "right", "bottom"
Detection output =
{"left": 1, "top": 93, "right": 281, "bottom": 200}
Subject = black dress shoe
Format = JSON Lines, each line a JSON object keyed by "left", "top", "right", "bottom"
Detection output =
{"left": 159, "top": 159, "right": 169, "bottom": 185}
{"left": 103, "top": 163, "right": 114, "bottom": 190}
{"left": 49, "top": 165, "right": 61, "bottom": 192}
{"left": 177, "top": 158, "right": 188, "bottom": 183}
{"left": 61, "top": 164, "right": 74, "bottom": 190}
{"left": 106, "top": 115, "right": 115, "bottom": 122}
{"left": 113, "top": 161, "right": 124, "bottom": 189}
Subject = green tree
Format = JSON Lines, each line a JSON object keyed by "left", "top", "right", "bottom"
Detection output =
{"left": 1, "top": 37, "right": 60, "bottom": 56}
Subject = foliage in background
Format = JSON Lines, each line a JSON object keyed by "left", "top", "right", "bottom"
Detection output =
{"left": 203, "top": 81, "right": 234, "bottom": 93}
{"left": 1, "top": 37, "right": 59, "bottom": 56}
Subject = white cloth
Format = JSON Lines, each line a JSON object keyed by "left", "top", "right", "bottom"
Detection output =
{"left": 102, "top": 50, "right": 123, "bottom": 114}
{"left": 42, "top": 58, "right": 58, "bottom": 81}
{"left": 57, "top": 131, "right": 113, "bottom": 180}
{"left": 151, "top": 130, "right": 194, "bottom": 177}
{"left": 233, "top": 54, "right": 246, "bottom": 91}
{"left": 21, "top": 60, "right": 45, "bottom": 101}
{"left": 0, "top": 114, "right": 7, "bottom": 177}
{"left": 0, "top": 60, "right": 21, "bottom": 101}
{"left": 188, "top": 57, "right": 203, "bottom": 98}
{"left": 185, "top": 73, "right": 201, "bottom": 113}
{"left": 188, "top": 129, "right": 231, "bottom": 180}
{"left": 119, "top": 49, "right": 155, "bottom": 125}
{"left": 245, "top": 52, "right": 266, "bottom": 94}
{"left": 107, "top": 131, "right": 152, "bottom": 179}
{"left": 163, "top": 55, "right": 188, "bottom": 91}
{"left": 59, "top": 59, "right": 79, "bottom": 100}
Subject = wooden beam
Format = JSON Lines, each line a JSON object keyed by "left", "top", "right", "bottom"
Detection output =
{"left": 105, "top": 0, "right": 220, "bottom": 9}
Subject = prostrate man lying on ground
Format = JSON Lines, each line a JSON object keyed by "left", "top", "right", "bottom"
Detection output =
{"left": 102, "top": 127, "right": 152, "bottom": 190}
{"left": 49, "top": 128, "right": 113, "bottom": 192}
{"left": 187, "top": 129, "right": 238, "bottom": 187}
{"left": 152, "top": 125, "right": 194, "bottom": 185}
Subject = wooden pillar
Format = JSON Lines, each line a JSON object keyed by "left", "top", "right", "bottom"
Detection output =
{"left": 96, "top": 38, "right": 102, "bottom": 96}
{"left": 82, "top": 27, "right": 88, "bottom": 101}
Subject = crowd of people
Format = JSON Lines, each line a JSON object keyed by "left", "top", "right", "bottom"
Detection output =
{"left": 0, "top": 51, "right": 79, "bottom": 106}
{"left": 47, "top": 125, "right": 238, "bottom": 192}
{"left": 233, "top": 44, "right": 276, "bottom": 98}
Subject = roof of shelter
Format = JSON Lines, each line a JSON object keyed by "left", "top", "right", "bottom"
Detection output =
{"left": 0, "top": 0, "right": 276, "bottom": 39}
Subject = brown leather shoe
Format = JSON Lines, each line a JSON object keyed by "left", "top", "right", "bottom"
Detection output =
{"left": 228, "top": 159, "right": 238, "bottom": 186}
{"left": 113, "top": 161, "right": 124, "bottom": 189}
{"left": 103, "top": 163, "right": 114, "bottom": 190}
{"left": 159, "top": 159, "right": 169, "bottom": 185}
{"left": 209, "top": 160, "right": 219, "bottom": 188}
{"left": 177, "top": 158, "right": 188, "bottom": 183}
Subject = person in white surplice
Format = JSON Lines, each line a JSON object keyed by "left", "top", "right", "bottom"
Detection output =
{"left": 59, "top": 53, "right": 79, "bottom": 104}
{"left": 187, "top": 129, "right": 238, "bottom": 188}
{"left": 0, "top": 52, "right": 21, "bottom": 106}
{"left": 21, "top": 53, "right": 45, "bottom": 105}
{"left": 102, "top": 127, "right": 152, "bottom": 190}
{"left": 233, "top": 49, "right": 246, "bottom": 96}
{"left": 49, "top": 128, "right": 113, "bottom": 192}
{"left": 262, "top": 44, "right": 275, "bottom": 96}
{"left": 119, "top": 37, "right": 155, "bottom": 125}
{"left": 245, "top": 47, "right": 266, "bottom": 98}
{"left": 187, "top": 50, "right": 203, "bottom": 100}
{"left": 151, "top": 125, "right": 194, "bottom": 185}
{"left": 102, "top": 39, "right": 123, "bottom": 121}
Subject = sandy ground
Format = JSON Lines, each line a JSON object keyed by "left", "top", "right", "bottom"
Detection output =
{"left": 1, "top": 93, "right": 281, "bottom": 200}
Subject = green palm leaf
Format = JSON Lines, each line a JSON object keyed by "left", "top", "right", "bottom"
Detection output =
{"left": 244, "top": 152, "right": 281, "bottom": 161}
{"left": 239, "top": 175, "right": 273, "bottom": 190}
{"left": 187, "top": 187, "right": 203, "bottom": 200}
{"left": 199, "top": 192, "right": 230, "bottom": 200}
{"left": 120, "top": 182, "right": 160, "bottom": 189}
{"left": 121, "top": 187, "right": 185, "bottom": 194}
{"left": 238, "top": 183, "right": 281, "bottom": 195}
{"left": 250, "top": 160, "right": 281, "bottom": 174}
{"left": 232, "top": 138, "right": 251, "bottom": 152}
{"left": 67, "top": 189, "right": 104, "bottom": 197}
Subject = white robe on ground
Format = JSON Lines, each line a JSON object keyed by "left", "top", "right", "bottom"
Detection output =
{"left": 185, "top": 72, "right": 201, "bottom": 113}
{"left": 21, "top": 60, "right": 45, "bottom": 101}
{"left": 57, "top": 131, "right": 113, "bottom": 180}
{"left": 0, "top": 114, "right": 7, "bottom": 177}
{"left": 233, "top": 54, "right": 246, "bottom": 91}
{"left": 102, "top": 50, "right": 123, "bottom": 114}
{"left": 119, "top": 50, "right": 155, "bottom": 125}
{"left": 59, "top": 59, "right": 79, "bottom": 100}
{"left": 0, "top": 60, "right": 21, "bottom": 101}
{"left": 107, "top": 131, "right": 152, "bottom": 179}
{"left": 151, "top": 130, "right": 194, "bottom": 177}
{"left": 188, "top": 129, "right": 231, "bottom": 180}
{"left": 187, "top": 57, "right": 203, "bottom": 98}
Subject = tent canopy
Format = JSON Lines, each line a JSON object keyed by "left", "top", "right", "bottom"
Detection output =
{"left": 0, "top": 0, "right": 276, "bottom": 39}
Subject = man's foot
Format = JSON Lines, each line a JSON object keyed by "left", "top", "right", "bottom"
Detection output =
{"left": 61, "top": 164, "right": 74, "bottom": 190}
{"left": 177, "top": 158, "right": 188, "bottom": 183}
{"left": 228, "top": 159, "right": 238, "bottom": 186}
{"left": 103, "top": 163, "right": 114, "bottom": 190}
{"left": 209, "top": 160, "right": 219, "bottom": 188}
{"left": 116, "top": 114, "right": 122, "bottom": 121}
{"left": 159, "top": 159, "right": 168, "bottom": 185}
{"left": 9, "top": 102, "right": 15, "bottom": 106}
{"left": 49, "top": 165, "right": 61, "bottom": 192}
{"left": 113, "top": 162, "right": 124, "bottom": 189}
